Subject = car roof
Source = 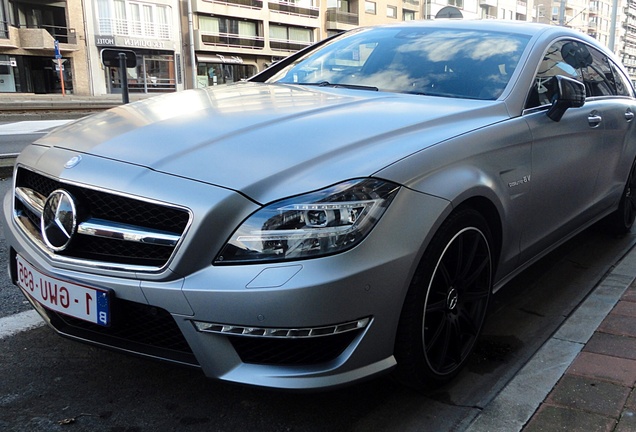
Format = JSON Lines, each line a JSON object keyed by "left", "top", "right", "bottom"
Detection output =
{"left": 368, "top": 19, "right": 594, "bottom": 43}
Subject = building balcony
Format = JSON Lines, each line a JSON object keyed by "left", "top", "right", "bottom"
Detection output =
{"left": 98, "top": 18, "right": 172, "bottom": 39}
{"left": 201, "top": 0, "right": 263, "bottom": 9}
{"left": 269, "top": 38, "right": 312, "bottom": 52}
{"left": 17, "top": 25, "right": 78, "bottom": 49}
{"left": 269, "top": 1, "right": 319, "bottom": 18}
{"left": 325, "top": 8, "right": 359, "bottom": 31}
{"left": 195, "top": 29, "right": 265, "bottom": 50}
{"left": 19, "top": 24, "right": 77, "bottom": 45}
{"left": 0, "top": 25, "right": 18, "bottom": 48}
{"left": 517, "top": 0, "right": 527, "bottom": 13}
{"left": 0, "top": 20, "right": 8, "bottom": 40}
{"left": 403, "top": 0, "right": 420, "bottom": 6}
{"left": 480, "top": 0, "right": 498, "bottom": 8}
{"left": 194, "top": 1, "right": 263, "bottom": 19}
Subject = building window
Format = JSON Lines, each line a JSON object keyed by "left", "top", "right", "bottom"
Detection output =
{"left": 403, "top": 9, "right": 415, "bottom": 20}
{"left": 200, "top": 16, "right": 258, "bottom": 38}
{"left": 448, "top": 0, "right": 463, "bottom": 8}
{"left": 199, "top": 15, "right": 263, "bottom": 48}
{"left": 387, "top": 5, "right": 397, "bottom": 18}
{"left": 96, "top": 0, "right": 172, "bottom": 39}
{"left": 0, "top": 0, "right": 8, "bottom": 39}
{"left": 365, "top": 1, "right": 376, "bottom": 14}
{"left": 270, "top": 24, "right": 313, "bottom": 51}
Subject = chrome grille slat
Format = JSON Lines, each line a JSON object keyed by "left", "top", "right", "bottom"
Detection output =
{"left": 13, "top": 167, "right": 191, "bottom": 271}
{"left": 15, "top": 187, "right": 181, "bottom": 248}
{"left": 15, "top": 186, "right": 45, "bottom": 216}
{"left": 77, "top": 219, "right": 180, "bottom": 246}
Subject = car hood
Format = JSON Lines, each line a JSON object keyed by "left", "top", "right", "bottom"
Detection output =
{"left": 37, "top": 82, "right": 510, "bottom": 204}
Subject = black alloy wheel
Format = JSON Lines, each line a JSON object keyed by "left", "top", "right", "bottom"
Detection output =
{"left": 395, "top": 208, "right": 493, "bottom": 390}
{"left": 605, "top": 158, "right": 636, "bottom": 234}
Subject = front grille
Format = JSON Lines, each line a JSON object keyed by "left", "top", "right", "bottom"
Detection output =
{"left": 228, "top": 330, "right": 361, "bottom": 366}
{"left": 43, "top": 298, "right": 198, "bottom": 366}
{"left": 14, "top": 167, "right": 190, "bottom": 269}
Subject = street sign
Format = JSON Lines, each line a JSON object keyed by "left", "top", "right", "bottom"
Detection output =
{"left": 54, "top": 40, "right": 62, "bottom": 59}
{"left": 101, "top": 49, "right": 137, "bottom": 68}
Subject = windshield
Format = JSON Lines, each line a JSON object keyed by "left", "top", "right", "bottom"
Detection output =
{"left": 266, "top": 26, "right": 531, "bottom": 100}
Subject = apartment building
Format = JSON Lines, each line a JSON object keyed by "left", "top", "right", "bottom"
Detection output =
{"left": 0, "top": 0, "right": 89, "bottom": 94}
{"left": 183, "top": 1, "right": 319, "bottom": 90}
{"left": 84, "top": 0, "right": 184, "bottom": 94}
{"left": 624, "top": 0, "right": 636, "bottom": 78}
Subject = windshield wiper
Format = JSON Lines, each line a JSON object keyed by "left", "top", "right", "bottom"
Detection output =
{"left": 298, "top": 81, "right": 379, "bottom": 92}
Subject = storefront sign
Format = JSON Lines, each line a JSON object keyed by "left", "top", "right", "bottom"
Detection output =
{"left": 197, "top": 54, "right": 244, "bottom": 64}
{"left": 95, "top": 35, "right": 175, "bottom": 51}
{"left": 95, "top": 36, "right": 116, "bottom": 46}
{"left": 123, "top": 38, "right": 167, "bottom": 49}
{"left": 216, "top": 54, "right": 243, "bottom": 64}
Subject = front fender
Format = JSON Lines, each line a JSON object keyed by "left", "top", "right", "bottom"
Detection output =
{"left": 375, "top": 118, "right": 533, "bottom": 283}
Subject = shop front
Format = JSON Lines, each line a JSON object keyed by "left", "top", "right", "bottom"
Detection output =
{"left": 0, "top": 54, "right": 72, "bottom": 94}
{"left": 96, "top": 36, "right": 181, "bottom": 94}
{"left": 195, "top": 54, "right": 258, "bottom": 88}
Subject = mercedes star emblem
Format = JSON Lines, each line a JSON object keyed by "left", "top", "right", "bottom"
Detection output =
{"left": 41, "top": 189, "right": 78, "bottom": 251}
{"left": 64, "top": 155, "right": 82, "bottom": 169}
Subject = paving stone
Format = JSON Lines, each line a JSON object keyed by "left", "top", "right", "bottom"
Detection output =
{"left": 599, "top": 314, "right": 636, "bottom": 338}
{"left": 623, "top": 289, "right": 636, "bottom": 303}
{"left": 613, "top": 301, "right": 636, "bottom": 318}
{"left": 626, "top": 389, "right": 636, "bottom": 411}
{"left": 522, "top": 404, "right": 615, "bottom": 432}
{"left": 585, "top": 333, "right": 636, "bottom": 361}
{"left": 567, "top": 352, "right": 636, "bottom": 386}
{"left": 616, "top": 409, "right": 636, "bottom": 432}
{"left": 545, "top": 375, "right": 630, "bottom": 418}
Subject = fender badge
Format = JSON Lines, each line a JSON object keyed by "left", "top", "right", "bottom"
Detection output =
{"left": 64, "top": 155, "right": 82, "bottom": 169}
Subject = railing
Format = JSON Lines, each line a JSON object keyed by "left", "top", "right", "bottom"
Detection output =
{"left": 325, "top": 9, "right": 359, "bottom": 26}
{"left": 19, "top": 24, "right": 77, "bottom": 44}
{"left": 0, "top": 20, "right": 8, "bottom": 39}
{"left": 200, "top": 32, "right": 265, "bottom": 49}
{"left": 98, "top": 18, "right": 171, "bottom": 39}
{"left": 128, "top": 76, "right": 175, "bottom": 93}
{"left": 202, "top": 0, "right": 263, "bottom": 8}
{"left": 269, "top": 38, "right": 312, "bottom": 51}
{"left": 269, "top": 1, "right": 319, "bottom": 17}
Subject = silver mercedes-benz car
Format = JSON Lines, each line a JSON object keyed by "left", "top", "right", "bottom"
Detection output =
{"left": 4, "top": 19, "right": 636, "bottom": 390}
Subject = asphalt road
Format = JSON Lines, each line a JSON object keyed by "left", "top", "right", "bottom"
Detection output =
{"left": 1, "top": 122, "right": 635, "bottom": 431}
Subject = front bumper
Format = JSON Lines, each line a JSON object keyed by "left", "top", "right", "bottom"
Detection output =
{"left": 3, "top": 151, "right": 450, "bottom": 389}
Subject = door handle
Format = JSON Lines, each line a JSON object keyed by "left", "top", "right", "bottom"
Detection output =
{"left": 626, "top": 109, "right": 635, "bottom": 122}
{"left": 588, "top": 113, "right": 602, "bottom": 128}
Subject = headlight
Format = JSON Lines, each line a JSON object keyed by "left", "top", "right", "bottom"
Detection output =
{"left": 215, "top": 179, "right": 399, "bottom": 264}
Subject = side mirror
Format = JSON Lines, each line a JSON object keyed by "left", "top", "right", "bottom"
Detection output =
{"left": 547, "top": 75, "right": 586, "bottom": 122}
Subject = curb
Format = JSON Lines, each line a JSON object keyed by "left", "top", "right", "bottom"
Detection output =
{"left": 0, "top": 154, "right": 17, "bottom": 179}
{"left": 465, "top": 244, "right": 636, "bottom": 431}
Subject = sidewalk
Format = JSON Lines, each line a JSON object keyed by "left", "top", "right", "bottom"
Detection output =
{"left": 468, "top": 244, "right": 636, "bottom": 431}
{"left": 3, "top": 93, "right": 636, "bottom": 431}
{"left": 0, "top": 92, "right": 152, "bottom": 120}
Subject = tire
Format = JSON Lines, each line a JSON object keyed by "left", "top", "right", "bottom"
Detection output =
{"left": 605, "top": 158, "right": 636, "bottom": 235}
{"left": 394, "top": 208, "right": 493, "bottom": 390}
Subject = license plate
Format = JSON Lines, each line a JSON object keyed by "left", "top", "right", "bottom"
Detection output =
{"left": 16, "top": 254, "right": 111, "bottom": 327}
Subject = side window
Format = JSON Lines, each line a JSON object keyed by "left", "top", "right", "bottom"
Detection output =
{"left": 526, "top": 41, "right": 580, "bottom": 109}
{"left": 610, "top": 63, "right": 635, "bottom": 97}
{"left": 581, "top": 45, "right": 615, "bottom": 97}
{"left": 526, "top": 40, "right": 619, "bottom": 109}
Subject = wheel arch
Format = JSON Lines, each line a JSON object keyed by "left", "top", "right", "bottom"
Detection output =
{"left": 452, "top": 196, "right": 503, "bottom": 275}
